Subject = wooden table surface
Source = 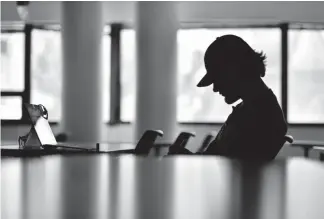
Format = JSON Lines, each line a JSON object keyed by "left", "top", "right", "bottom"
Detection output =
{"left": 2, "top": 155, "right": 324, "bottom": 219}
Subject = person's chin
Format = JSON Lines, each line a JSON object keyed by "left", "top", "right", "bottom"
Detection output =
{"left": 224, "top": 95, "right": 240, "bottom": 104}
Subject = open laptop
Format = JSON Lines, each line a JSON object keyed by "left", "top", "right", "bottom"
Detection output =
{"left": 23, "top": 103, "right": 93, "bottom": 151}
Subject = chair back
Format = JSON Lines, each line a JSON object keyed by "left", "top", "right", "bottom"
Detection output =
{"left": 134, "top": 130, "right": 164, "bottom": 155}
{"left": 171, "top": 131, "right": 196, "bottom": 148}
{"left": 284, "top": 135, "right": 294, "bottom": 144}
{"left": 197, "top": 132, "right": 216, "bottom": 153}
{"left": 266, "top": 134, "right": 294, "bottom": 160}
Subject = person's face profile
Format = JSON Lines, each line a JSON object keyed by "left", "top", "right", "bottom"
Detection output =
{"left": 205, "top": 61, "right": 241, "bottom": 104}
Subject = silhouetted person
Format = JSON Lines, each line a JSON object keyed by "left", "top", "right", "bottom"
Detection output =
{"left": 169, "top": 35, "right": 287, "bottom": 160}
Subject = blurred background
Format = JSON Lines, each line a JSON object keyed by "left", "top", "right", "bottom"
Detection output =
{"left": 1, "top": 1, "right": 324, "bottom": 158}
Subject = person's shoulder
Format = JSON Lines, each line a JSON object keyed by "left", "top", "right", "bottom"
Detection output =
{"left": 255, "top": 89, "right": 287, "bottom": 132}
{"left": 248, "top": 89, "right": 280, "bottom": 112}
{"left": 245, "top": 89, "right": 286, "bottom": 123}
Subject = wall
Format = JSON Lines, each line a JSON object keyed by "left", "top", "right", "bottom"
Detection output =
{"left": 2, "top": 1, "right": 324, "bottom": 24}
{"left": 1, "top": 1, "right": 324, "bottom": 159}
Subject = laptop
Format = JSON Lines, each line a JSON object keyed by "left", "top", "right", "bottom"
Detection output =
{"left": 23, "top": 103, "right": 93, "bottom": 151}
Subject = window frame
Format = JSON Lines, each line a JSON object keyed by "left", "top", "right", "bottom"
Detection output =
{"left": 1, "top": 22, "right": 324, "bottom": 127}
{"left": 1, "top": 23, "right": 112, "bottom": 125}
{"left": 286, "top": 23, "right": 324, "bottom": 125}
{"left": 1, "top": 24, "right": 32, "bottom": 125}
{"left": 108, "top": 23, "right": 122, "bottom": 125}
{"left": 29, "top": 24, "right": 61, "bottom": 124}
{"left": 116, "top": 22, "right": 324, "bottom": 126}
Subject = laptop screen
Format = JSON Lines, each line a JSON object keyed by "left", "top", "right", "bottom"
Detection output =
{"left": 24, "top": 103, "right": 57, "bottom": 145}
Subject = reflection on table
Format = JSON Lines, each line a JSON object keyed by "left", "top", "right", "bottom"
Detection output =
{"left": 2, "top": 155, "right": 324, "bottom": 219}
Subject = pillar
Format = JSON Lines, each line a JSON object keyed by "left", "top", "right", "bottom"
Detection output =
{"left": 135, "top": 2, "right": 179, "bottom": 143}
{"left": 61, "top": 2, "right": 104, "bottom": 142}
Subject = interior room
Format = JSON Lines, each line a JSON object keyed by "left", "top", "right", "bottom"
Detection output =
{"left": 1, "top": 1, "right": 324, "bottom": 158}
{"left": 1, "top": 1, "right": 324, "bottom": 218}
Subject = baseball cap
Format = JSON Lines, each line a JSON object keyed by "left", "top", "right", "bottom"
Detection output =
{"left": 197, "top": 34, "right": 256, "bottom": 87}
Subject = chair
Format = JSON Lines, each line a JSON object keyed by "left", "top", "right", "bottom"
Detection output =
{"left": 170, "top": 131, "right": 196, "bottom": 148}
{"left": 166, "top": 131, "right": 196, "bottom": 155}
{"left": 284, "top": 135, "right": 294, "bottom": 144}
{"left": 289, "top": 139, "right": 324, "bottom": 158}
{"left": 266, "top": 134, "right": 294, "bottom": 160}
{"left": 151, "top": 132, "right": 195, "bottom": 156}
{"left": 310, "top": 146, "right": 324, "bottom": 162}
{"left": 196, "top": 132, "right": 216, "bottom": 153}
{"left": 134, "top": 130, "right": 164, "bottom": 155}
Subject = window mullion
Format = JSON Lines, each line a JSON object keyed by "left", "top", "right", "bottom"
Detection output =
{"left": 109, "top": 23, "right": 122, "bottom": 124}
{"left": 280, "top": 23, "right": 288, "bottom": 120}
{"left": 21, "top": 24, "right": 32, "bottom": 122}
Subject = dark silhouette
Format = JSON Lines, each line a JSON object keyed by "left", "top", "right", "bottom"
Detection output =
{"left": 169, "top": 35, "right": 288, "bottom": 160}
{"left": 196, "top": 132, "right": 216, "bottom": 153}
{"left": 134, "top": 130, "right": 164, "bottom": 155}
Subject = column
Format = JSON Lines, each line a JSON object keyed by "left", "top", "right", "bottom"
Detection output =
{"left": 135, "top": 2, "right": 179, "bottom": 143}
{"left": 61, "top": 2, "right": 104, "bottom": 142}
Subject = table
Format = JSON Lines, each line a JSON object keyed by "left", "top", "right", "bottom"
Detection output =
{"left": 0, "top": 142, "right": 135, "bottom": 151}
{"left": 0, "top": 142, "right": 171, "bottom": 157}
{"left": 312, "top": 146, "right": 324, "bottom": 161}
{"left": 291, "top": 140, "right": 324, "bottom": 157}
{"left": 2, "top": 155, "right": 324, "bottom": 219}
{"left": 0, "top": 143, "right": 136, "bottom": 157}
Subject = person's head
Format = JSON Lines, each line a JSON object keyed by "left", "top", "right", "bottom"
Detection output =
{"left": 197, "top": 34, "right": 267, "bottom": 104}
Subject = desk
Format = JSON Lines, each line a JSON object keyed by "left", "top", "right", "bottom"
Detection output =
{"left": 0, "top": 142, "right": 135, "bottom": 151}
{"left": 1, "top": 143, "right": 169, "bottom": 157}
{"left": 2, "top": 155, "right": 324, "bottom": 219}
{"left": 0, "top": 143, "right": 135, "bottom": 157}
{"left": 291, "top": 140, "right": 324, "bottom": 157}
{"left": 312, "top": 146, "right": 324, "bottom": 161}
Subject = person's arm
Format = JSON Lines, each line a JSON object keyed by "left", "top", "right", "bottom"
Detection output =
{"left": 201, "top": 139, "right": 223, "bottom": 155}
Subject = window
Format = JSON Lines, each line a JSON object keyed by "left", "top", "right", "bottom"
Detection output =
{"left": 1, "top": 25, "right": 26, "bottom": 121}
{"left": 2, "top": 23, "right": 323, "bottom": 125}
{"left": 120, "top": 28, "right": 281, "bottom": 123}
{"left": 288, "top": 28, "right": 324, "bottom": 123}
{"left": 31, "top": 28, "right": 62, "bottom": 122}
{"left": 0, "top": 97, "right": 22, "bottom": 120}
{"left": 30, "top": 26, "right": 111, "bottom": 122}
{"left": 120, "top": 29, "right": 136, "bottom": 122}
{"left": 177, "top": 28, "right": 281, "bottom": 122}
{"left": 1, "top": 32, "right": 25, "bottom": 92}
{"left": 1, "top": 24, "right": 111, "bottom": 123}
{"left": 102, "top": 27, "right": 111, "bottom": 123}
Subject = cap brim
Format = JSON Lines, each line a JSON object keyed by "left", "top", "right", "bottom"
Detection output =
{"left": 197, "top": 73, "right": 213, "bottom": 87}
